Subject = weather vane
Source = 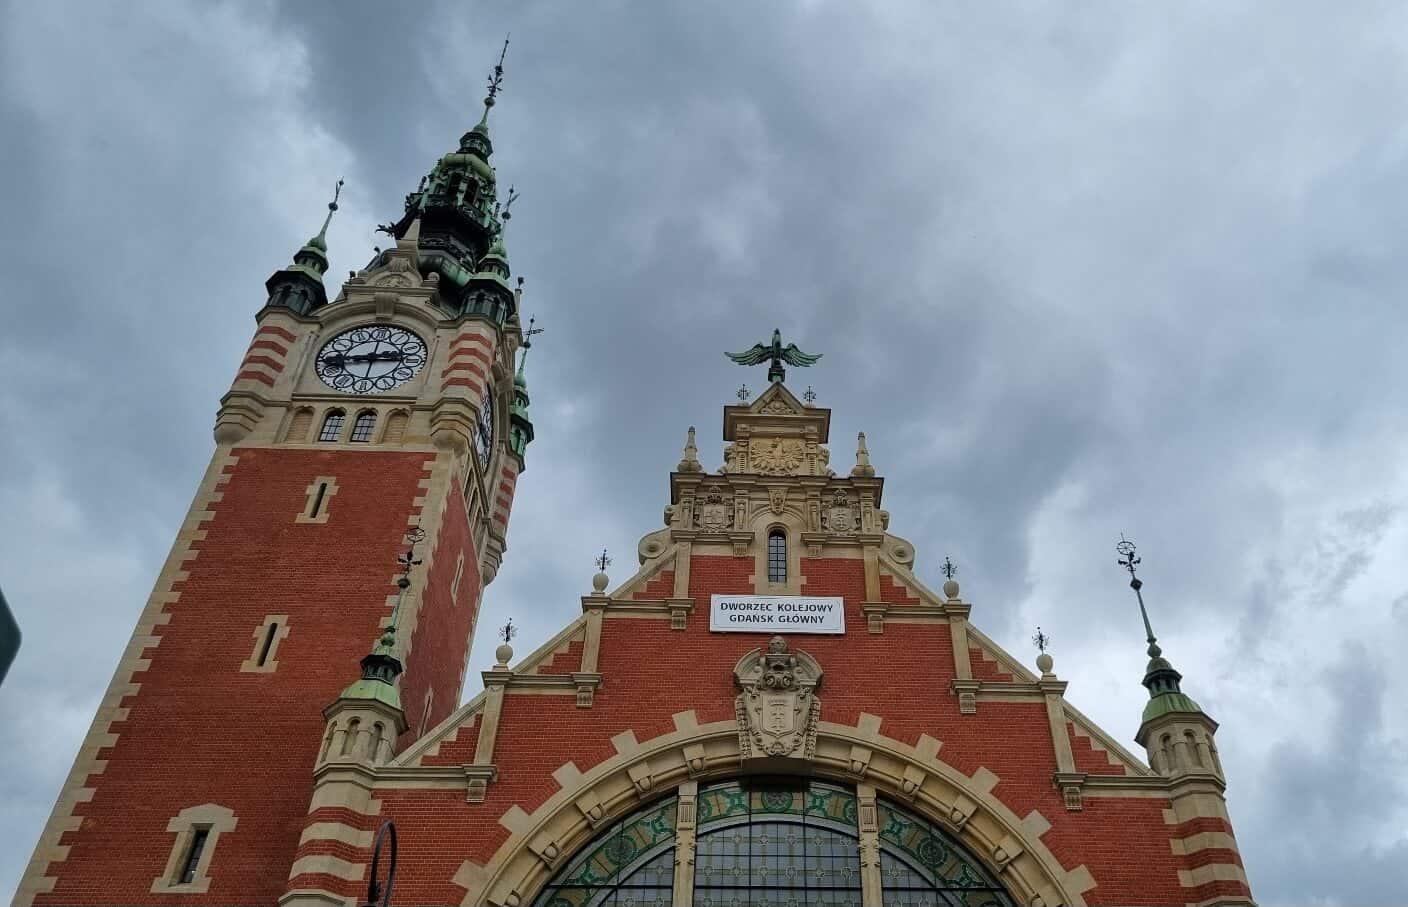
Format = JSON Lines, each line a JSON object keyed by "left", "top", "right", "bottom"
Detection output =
{"left": 726, "top": 329, "right": 822, "bottom": 384}
{"left": 515, "top": 314, "right": 545, "bottom": 373}
{"left": 483, "top": 35, "right": 509, "bottom": 111}
{"left": 1115, "top": 535, "right": 1160, "bottom": 656}
{"left": 397, "top": 526, "right": 427, "bottom": 584}
{"left": 497, "top": 184, "right": 520, "bottom": 234}
{"left": 803, "top": 386, "right": 817, "bottom": 405}
{"left": 941, "top": 556, "right": 957, "bottom": 581}
{"left": 499, "top": 618, "right": 517, "bottom": 644}
{"left": 736, "top": 384, "right": 750, "bottom": 402}
{"left": 1032, "top": 626, "right": 1050, "bottom": 654}
{"left": 595, "top": 549, "right": 612, "bottom": 573}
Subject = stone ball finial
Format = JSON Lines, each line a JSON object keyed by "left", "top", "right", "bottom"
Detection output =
{"left": 494, "top": 641, "right": 513, "bottom": 668}
{"left": 592, "top": 571, "right": 609, "bottom": 593}
{"left": 942, "top": 578, "right": 960, "bottom": 600}
{"left": 1036, "top": 652, "right": 1054, "bottom": 676}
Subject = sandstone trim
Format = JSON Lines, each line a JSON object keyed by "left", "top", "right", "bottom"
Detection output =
{"left": 455, "top": 717, "right": 1095, "bottom": 907}
{"left": 14, "top": 449, "right": 239, "bottom": 907}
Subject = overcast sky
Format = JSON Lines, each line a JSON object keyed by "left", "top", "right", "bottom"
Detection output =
{"left": 3, "top": 2, "right": 1407, "bottom": 904}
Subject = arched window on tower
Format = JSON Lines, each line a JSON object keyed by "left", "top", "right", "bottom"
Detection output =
{"left": 767, "top": 529, "right": 787, "bottom": 584}
{"left": 318, "top": 410, "right": 346, "bottom": 442}
{"left": 349, "top": 410, "right": 377, "bottom": 443}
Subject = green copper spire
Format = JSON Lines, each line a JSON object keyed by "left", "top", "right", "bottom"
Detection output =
{"left": 338, "top": 527, "right": 426, "bottom": 711}
{"left": 509, "top": 313, "right": 541, "bottom": 458}
{"left": 1116, "top": 537, "right": 1204, "bottom": 723}
{"left": 262, "top": 179, "right": 342, "bottom": 315}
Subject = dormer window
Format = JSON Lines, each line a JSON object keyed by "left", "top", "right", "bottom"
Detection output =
{"left": 768, "top": 530, "right": 787, "bottom": 584}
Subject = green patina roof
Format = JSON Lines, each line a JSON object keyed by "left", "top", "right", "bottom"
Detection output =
{"left": 1142, "top": 689, "right": 1203, "bottom": 723}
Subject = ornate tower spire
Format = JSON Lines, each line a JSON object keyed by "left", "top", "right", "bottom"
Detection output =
{"left": 261, "top": 178, "right": 343, "bottom": 315}
{"left": 1117, "top": 536, "right": 1224, "bottom": 781}
{"left": 336, "top": 526, "right": 425, "bottom": 713}
{"left": 509, "top": 312, "right": 541, "bottom": 460}
{"left": 379, "top": 40, "right": 521, "bottom": 320}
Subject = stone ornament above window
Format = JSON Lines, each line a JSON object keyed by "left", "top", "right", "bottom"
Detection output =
{"left": 733, "top": 636, "right": 823, "bottom": 761}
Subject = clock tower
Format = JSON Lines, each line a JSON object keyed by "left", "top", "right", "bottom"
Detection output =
{"left": 15, "top": 51, "right": 533, "bottom": 907}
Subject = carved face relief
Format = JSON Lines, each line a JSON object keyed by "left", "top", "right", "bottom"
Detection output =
{"left": 750, "top": 438, "right": 805, "bottom": 475}
{"left": 769, "top": 486, "right": 787, "bottom": 515}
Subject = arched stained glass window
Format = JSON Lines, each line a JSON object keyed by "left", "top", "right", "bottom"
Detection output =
{"left": 533, "top": 796, "right": 677, "bottom": 907}
{"left": 529, "top": 779, "right": 1016, "bottom": 907}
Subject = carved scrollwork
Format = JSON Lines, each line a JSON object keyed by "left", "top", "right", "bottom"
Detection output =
{"left": 759, "top": 399, "right": 795, "bottom": 415}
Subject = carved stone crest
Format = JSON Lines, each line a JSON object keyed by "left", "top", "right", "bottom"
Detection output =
{"left": 768, "top": 486, "right": 787, "bottom": 515}
{"left": 697, "top": 487, "right": 732, "bottom": 533}
{"left": 750, "top": 437, "right": 805, "bottom": 475}
{"left": 760, "top": 398, "right": 795, "bottom": 415}
{"left": 734, "top": 636, "right": 823, "bottom": 761}
{"left": 822, "top": 490, "right": 855, "bottom": 534}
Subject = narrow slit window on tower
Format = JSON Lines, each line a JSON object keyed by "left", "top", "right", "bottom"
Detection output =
{"left": 309, "top": 482, "right": 328, "bottom": 519}
{"left": 350, "top": 411, "right": 376, "bottom": 442}
{"left": 318, "top": 409, "right": 346, "bottom": 442}
{"left": 256, "top": 622, "right": 279, "bottom": 667}
{"left": 177, "top": 828, "right": 210, "bottom": 884}
{"left": 768, "top": 529, "right": 787, "bottom": 584}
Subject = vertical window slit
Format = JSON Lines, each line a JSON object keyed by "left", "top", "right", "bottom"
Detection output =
{"left": 178, "top": 828, "right": 210, "bottom": 884}
{"left": 256, "top": 622, "right": 278, "bottom": 667}
{"left": 310, "top": 483, "right": 328, "bottom": 519}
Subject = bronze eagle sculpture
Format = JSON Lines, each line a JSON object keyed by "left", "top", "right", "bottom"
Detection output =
{"left": 726, "top": 329, "right": 822, "bottom": 384}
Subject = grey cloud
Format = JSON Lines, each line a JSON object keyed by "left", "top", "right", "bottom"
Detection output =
{"left": 5, "top": 2, "right": 1408, "bottom": 905}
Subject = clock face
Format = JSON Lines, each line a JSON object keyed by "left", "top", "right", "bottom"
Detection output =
{"left": 315, "top": 325, "right": 427, "bottom": 394}
{"left": 476, "top": 387, "right": 495, "bottom": 465}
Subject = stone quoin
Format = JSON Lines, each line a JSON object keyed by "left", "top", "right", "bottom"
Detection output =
{"left": 15, "top": 44, "right": 1253, "bottom": 907}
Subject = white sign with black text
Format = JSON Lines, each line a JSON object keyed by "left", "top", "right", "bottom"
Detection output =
{"left": 709, "top": 595, "right": 846, "bottom": 634}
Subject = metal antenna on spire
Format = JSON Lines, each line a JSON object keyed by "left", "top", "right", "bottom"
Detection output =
{"left": 482, "top": 35, "right": 510, "bottom": 116}
{"left": 498, "top": 184, "right": 521, "bottom": 235}
{"left": 1116, "top": 534, "right": 1160, "bottom": 657}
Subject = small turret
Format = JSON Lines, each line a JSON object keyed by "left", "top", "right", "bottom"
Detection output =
{"left": 1116, "top": 538, "right": 1224, "bottom": 782}
{"left": 508, "top": 313, "right": 541, "bottom": 461}
{"left": 263, "top": 179, "right": 341, "bottom": 315}
{"left": 316, "top": 528, "right": 425, "bottom": 770}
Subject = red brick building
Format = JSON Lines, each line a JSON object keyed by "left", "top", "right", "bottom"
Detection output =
{"left": 16, "top": 75, "right": 1253, "bottom": 907}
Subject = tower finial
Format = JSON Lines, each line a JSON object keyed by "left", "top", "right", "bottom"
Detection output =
{"left": 851, "top": 431, "right": 875, "bottom": 477}
{"left": 677, "top": 426, "right": 703, "bottom": 473}
{"left": 337, "top": 525, "right": 426, "bottom": 708}
{"left": 517, "top": 314, "right": 544, "bottom": 375}
{"left": 313, "top": 178, "right": 343, "bottom": 246}
{"left": 1115, "top": 534, "right": 1158, "bottom": 657}
{"left": 477, "top": 35, "right": 510, "bottom": 128}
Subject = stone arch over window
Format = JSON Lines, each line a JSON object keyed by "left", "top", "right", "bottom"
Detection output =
{"left": 767, "top": 527, "right": 788, "bottom": 584}
{"left": 527, "top": 779, "right": 1017, "bottom": 907}
{"left": 350, "top": 409, "right": 377, "bottom": 443}
{"left": 457, "top": 720, "right": 1094, "bottom": 907}
{"left": 383, "top": 409, "right": 410, "bottom": 444}
{"left": 318, "top": 409, "right": 346, "bottom": 442}
{"left": 283, "top": 406, "right": 315, "bottom": 443}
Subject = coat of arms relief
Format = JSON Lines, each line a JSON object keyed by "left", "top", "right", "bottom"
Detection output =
{"left": 734, "top": 636, "right": 823, "bottom": 761}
